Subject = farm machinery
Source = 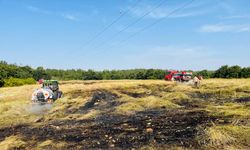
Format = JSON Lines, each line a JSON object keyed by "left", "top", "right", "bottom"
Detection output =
{"left": 165, "top": 70, "right": 193, "bottom": 82}
{"left": 32, "top": 80, "right": 63, "bottom": 104}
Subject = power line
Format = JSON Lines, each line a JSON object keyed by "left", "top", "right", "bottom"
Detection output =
{"left": 93, "top": 0, "right": 196, "bottom": 56}
{"left": 118, "top": 0, "right": 196, "bottom": 46}
{"left": 89, "top": 0, "right": 168, "bottom": 53}
{"left": 67, "top": 0, "right": 141, "bottom": 58}
{"left": 79, "top": 0, "right": 141, "bottom": 48}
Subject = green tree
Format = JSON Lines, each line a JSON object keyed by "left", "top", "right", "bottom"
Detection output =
{"left": 241, "top": 67, "right": 250, "bottom": 78}
{"left": 214, "top": 65, "right": 229, "bottom": 78}
{"left": 135, "top": 70, "right": 146, "bottom": 79}
{"left": 102, "top": 70, "right": 112, "bottom": 80}
{"left": 196, "top": 70, "right": 214, "bottom": 79}
{"left": 33, "top": 67, "right": 51, "bottom": 81}
{"left": 83, "top": 70, "right": 102, "bottom": 80}
{"left": 227, "top": 65, "right": 241, "bottom": 78}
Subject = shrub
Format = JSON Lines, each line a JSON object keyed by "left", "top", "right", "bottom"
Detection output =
{"left": 3, "top": 78, "right": 36, "bottom": 87}
{"left": 0, "top": 78, "right": 4, "bottom": 87}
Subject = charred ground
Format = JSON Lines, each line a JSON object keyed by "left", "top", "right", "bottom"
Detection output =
{"left": 0, "top": 80, "right": 250, "bottom": 149}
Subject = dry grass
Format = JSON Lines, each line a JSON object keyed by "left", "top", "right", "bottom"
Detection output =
{"left": 0, "top": 79, "right": 250, "bottom": 149}
{"left": 116, "top": 95, "right": 180, "bottom": 115}
{"left": 0, "top": 85, "right": 38, "bottom": 127}
{"left": 207, "top": 102, "right": 250, "bottom": 118}
{"left": 203, "top": 125, "right": 250, "bottom": 149}
{"left": 0, "top": 136, "right": 27, "bottom": 150}
{"left": 36, "top": 140, "right": 67, "bottom": 150}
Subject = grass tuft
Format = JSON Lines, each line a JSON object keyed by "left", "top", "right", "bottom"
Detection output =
{"left": 0, "top": 136, "right": 26, "bottom": 150}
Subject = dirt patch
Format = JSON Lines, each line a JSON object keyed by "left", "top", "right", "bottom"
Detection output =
{"left": 0, "top": 109, "right": 216, "bottom": 149}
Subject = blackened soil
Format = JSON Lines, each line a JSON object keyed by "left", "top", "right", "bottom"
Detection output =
{"left": 78, "top": 90, "right": 121, "bottom": 114}
{"left": 0, "top": 109, "right": 216, "bottom": 149}
{"left": 235, "top": 97, "right": 250, "bottom": 103}
{"left": 120, "top": 91, "right": 147, "bottom": 98}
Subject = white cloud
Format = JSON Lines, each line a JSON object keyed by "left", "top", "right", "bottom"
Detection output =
{"left": 129, "top": 4, "right": 199, "bottom": 19}
{"left": 127, "top": 1, "right": 212, "bottom": 19}
{"left": 62, "top": 14, "right": 78, "bottom": 21}
{"left": 26, "top": 5, "right": 79, "bottom": 21}
{"left": 127, "top": 1, "right": 248, "bottom": 21}
{"left": 199, "top": 24, "right": 250, "bottom": 33}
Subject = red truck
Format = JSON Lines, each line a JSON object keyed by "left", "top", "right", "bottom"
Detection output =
{"left": 165, "top": 70, "right": 193, "bottom": 82}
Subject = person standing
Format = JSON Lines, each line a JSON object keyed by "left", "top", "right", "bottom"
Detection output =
{"left": 193, "top": 76, "right": 200, "bottom": 88}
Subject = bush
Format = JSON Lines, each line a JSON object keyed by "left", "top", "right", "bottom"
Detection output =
{"left": 241, "top": 67, "right": 250, "bottom": 78}
{"left": 0, "top": 78, "right": 4, "bottom": 87}
{"left": 194, "top": 70, "right": 215, "bottom": 79}
{"left": 33, "top": 67, "right": 51, "bottom": 81}
{"left": 3, "top": 78, "right": 36, "bottom": 87}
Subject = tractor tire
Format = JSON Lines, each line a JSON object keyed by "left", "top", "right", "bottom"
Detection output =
{"left": 53, "top": 91, "right": 59, "bottom": 101}
{"left": 58, "top": 91, "right": 63, "bottom": 98}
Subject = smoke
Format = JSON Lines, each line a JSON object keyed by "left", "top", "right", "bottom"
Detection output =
{"left": 27, "top": 103, "right": 53, "bottom": 115}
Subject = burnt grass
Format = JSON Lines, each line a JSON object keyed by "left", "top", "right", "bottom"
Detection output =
{"left": 235, "top": 97, "right": 250, "bottom": 103}
{"left": 0, "top": 91, "right": 217, "bottom": 149}
{"left": 79, "top": 90, "right": 121, "bottom": 114}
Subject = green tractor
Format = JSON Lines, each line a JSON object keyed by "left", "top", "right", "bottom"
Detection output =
{"left": 32, "top": 80, "right": 63, "bottom": 103}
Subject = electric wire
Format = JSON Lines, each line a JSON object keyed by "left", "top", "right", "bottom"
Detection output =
{"left": 80, "top": 0, "right": 141, "bottom": 47}
{"left": 93, "top": 0, "right": 196, "bottom": 56}
{"left": 89, "top": 0, "right": 168, "bottom": 53}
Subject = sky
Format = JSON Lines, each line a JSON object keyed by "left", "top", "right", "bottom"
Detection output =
{"left": 0, "top": 0, "right": 250, "bottom": 70}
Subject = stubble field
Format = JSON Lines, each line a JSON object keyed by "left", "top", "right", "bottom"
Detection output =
{"left": 0, "top": 79, "right": 250, "bottom": 149}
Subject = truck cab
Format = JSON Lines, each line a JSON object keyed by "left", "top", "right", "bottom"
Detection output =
{"left": 165, "top": 70, "right": 193, "bottom": 82}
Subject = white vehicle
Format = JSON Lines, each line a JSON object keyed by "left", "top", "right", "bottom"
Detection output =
{"left": 31, "top": 80, "right": 62, "bottom": 104}
{"left": 32, "top": 88, "right": 54, "bottom": 103}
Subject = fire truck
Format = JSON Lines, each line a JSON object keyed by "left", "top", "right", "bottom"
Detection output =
{"left": 165, "top": 70, "right": 193, "bottom": 82}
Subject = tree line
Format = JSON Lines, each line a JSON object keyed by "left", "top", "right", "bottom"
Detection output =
{"left": 0, "top": 60, "right": 250, "bottom": 87}
{"left": 194, "top": 65, "right": 250, "bottom": 79}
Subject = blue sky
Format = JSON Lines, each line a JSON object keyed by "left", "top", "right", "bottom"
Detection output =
{"left": 0, "top": 0, "right": 249, "bottom": 70}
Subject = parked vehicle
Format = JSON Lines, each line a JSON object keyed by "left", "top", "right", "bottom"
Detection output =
{"left": 165, "top": 70, "right": 193, "bottom": 82}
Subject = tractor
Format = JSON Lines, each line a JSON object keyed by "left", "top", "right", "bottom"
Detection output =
{"left": 32, "top": 80, "right": 63, "bottom": 104}
{"left": 165, "top": 70, "right": 193, "bottom": 82}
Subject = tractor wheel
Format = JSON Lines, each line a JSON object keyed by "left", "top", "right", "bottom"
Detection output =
{"left": 58, "top": 91, "right": 63, "bottom": 98}
{"left": 53, "top": 91, "right": 59, "bottom": 101}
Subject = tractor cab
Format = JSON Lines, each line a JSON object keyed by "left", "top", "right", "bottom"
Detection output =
{"left": 42, "top": 80, "right": 59, "bottom": 92}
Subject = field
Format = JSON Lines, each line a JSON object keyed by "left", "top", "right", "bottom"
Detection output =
{"left": 0, "top": 79, "right": 250, "bottom": 149}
